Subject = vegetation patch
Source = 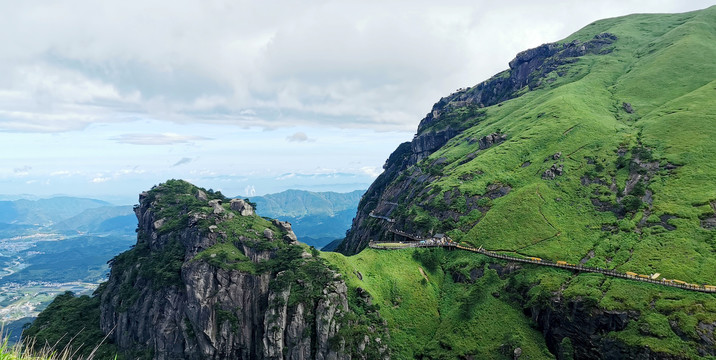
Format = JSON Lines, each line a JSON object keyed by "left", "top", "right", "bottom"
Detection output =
{"left": 22, "top": 291, "right": 120, "bottom": 359}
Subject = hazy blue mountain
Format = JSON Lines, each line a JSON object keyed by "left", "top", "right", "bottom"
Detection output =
{"left": 51, "top": 205, "right": 135, "bottom": 234}
{"left": 249, "top": 189, "right": 363, "bottom": 248}
{"left": 0, "top": 197, "right": 113, "bottom": 226}
{"left": 251, "top": 189, "right": 363, "bottom": 217}
{"left": 0, "top": 196, "right": 137, "bottom": 325}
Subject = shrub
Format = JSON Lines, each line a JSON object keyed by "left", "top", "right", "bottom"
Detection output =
{"left": 622, "top": 195, "right": 643, "bottom": 212}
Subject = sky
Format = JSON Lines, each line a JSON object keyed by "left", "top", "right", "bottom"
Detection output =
{"left": 1, "top": 0, "right": 713, "bottom": 204}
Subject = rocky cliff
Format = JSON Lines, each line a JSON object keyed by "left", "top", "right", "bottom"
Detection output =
{"left": 338, "top": 33, "right": 616, "bottom": 255}
{"left": 98, "top": 180, "right": 387, "bottom": 359}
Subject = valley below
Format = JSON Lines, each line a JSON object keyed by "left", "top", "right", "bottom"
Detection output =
{"left": 0, "top": 230, "right": 135, "bottom": 337}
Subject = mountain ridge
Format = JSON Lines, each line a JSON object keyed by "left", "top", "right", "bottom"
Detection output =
{"left": 331, "top": 6, "right": 716, "bottom": 358}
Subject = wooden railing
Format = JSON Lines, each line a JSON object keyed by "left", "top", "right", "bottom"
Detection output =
{"left": 369, "top": 241, "right": 716, "bottom": 294}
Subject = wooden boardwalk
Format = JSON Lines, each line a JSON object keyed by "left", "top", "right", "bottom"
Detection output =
{"left": 369, "top": 241, "right": 716, "bottom": 294}
{"left": 365, "top": 205, "right": 715, "bottom": 294}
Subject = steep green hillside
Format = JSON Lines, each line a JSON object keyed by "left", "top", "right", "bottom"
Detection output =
{"left": 426, "top": 8, "right": 716, "bottom": 285}
{"left": 336, "top": 6, "right": 716, "bottom": 359}
{"left": 323, "top": 248, "right": 555, "bottom": 359}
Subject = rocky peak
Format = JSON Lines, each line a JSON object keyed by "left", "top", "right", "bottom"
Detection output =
{"left": 416, "top": 33, "right": 617, "bottom": 137}
{"left": 99, "top": 180, "right": 386, "bottom": 359}
{"left": 230, "top": 198, "right": 255, "bottom": 216}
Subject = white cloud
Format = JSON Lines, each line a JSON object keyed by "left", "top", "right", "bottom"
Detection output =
{"left": 13, "top": 166, "right": 32, "bottom": 176}
{"left": 360, "top": 166, "right": 383, "bottom": 178}
{"left": 276, "top": 173, "right": 296, "bottom": 181}
{"left": 112, "top": 133, "right": 210, "bottom": 145}
{"left": 244, "top": 185, "right": 256, "bottom": 197}
{"left": 50, "top": 170, "right": 73, "bottom": 176}
{"left": 91, "top": 176, "right": 111, "bottom": 183}
{"left": 0, "top": 1, "right": 710, "bottom": 133}
{"left": 286, "top": 132, "right": 314, "bottom": 142}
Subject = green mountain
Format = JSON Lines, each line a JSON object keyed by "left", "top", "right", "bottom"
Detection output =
{"left": 21, "top": 7, "right": 716, "bottom": 360}
{"left": 329, "top": 6, "right": 716, "bottom": 358}
{"left": 24, "top": 180, "right": 386, "bottom": 359}
{"left": 249, "top": 189, "right": 364, "bottom": 248}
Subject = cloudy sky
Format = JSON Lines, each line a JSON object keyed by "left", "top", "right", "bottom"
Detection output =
{"left": 1, "top": 0, "right": 712, "bottom": 204}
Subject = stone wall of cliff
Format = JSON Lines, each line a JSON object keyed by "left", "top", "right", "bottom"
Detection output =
{"left": 99, "top": 180, "right": 387, "bottom": 359}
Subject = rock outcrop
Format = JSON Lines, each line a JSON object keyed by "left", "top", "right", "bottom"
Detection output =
{"left": 230, "top": 199, "right": 254, "bottom": 216}
{"left": 100, "top": 181, "right": 386, "bottom": 359}
{"left": 542, "top": 163, "right": 564, "bottom": 180}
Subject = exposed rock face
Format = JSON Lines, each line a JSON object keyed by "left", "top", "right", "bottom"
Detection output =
{"left": 272, "top": 219, "right": 299, "bottom": 244}
{"left": 530, "top": 298, "right": 634, "bottom": 359}
{"left": 415, "top": 33, "right": 617, "bottom": 134}
{"left": 697, "top": 321, "right": 716, "bottom": 357}
{"left": 701, "top": 201, "right": 716, "bottom": 229}
{"left": 411, "top": 128, "right": 460, "bottom": 163}
{"left": 467, "top": 132, "right": 508, "bottom": 152}
{"left": 230, "top": 199, "right": 254, "bottom": 216}
{"left": 508, "top": 291, "right": 714, "bottom": 359}
{"left": 263, "top": 228, "right": 275, "bottom": 241}
{"left": 100, "top": 185, "right": 384, "bottom": 359}
{"left": 209, "top": 199, "right": 224, "bottom": 214}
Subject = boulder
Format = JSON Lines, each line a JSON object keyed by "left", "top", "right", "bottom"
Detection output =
{"left": 623, "top": 102, "right": 634, "bottom": 113}
{"left": 513, "top": 347, "right": 522, "bottom": 360}
{"left": 208, "top": 199, "right": 224, "bottom": 214}
{"left": 196, "top": 190, "right": 208, "bottom": 202}
{"left": 272, "top": 219, "right": 299, "bottom": 245}
{"left": 272, "top": 219, "right": 293, "bottom": 232}
{"left": 153, "top": 218, "right": 165, "bottom": 230}
{"left": 542, "top": 163, "right": 564, "bottom": 180}
{"left": 263, "top": 228, "right": 274, "bottom": 241}
{"left": 230, "top": 199, "right": 254, "bottom": 216}
{"left": 477, "top": 132, "right": 507, "bottom": 150}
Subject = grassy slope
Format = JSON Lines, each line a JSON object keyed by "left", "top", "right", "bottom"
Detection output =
{"left": 330, "top": 7, "right": 716, "bottom": 358}
{"left": 430, "top": 8, "right": 716, "bottom": 287}
{"left": 323, "top": 249, "right": 553, "bottom": 359}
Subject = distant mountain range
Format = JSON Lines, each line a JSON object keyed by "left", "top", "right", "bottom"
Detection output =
{"left": 0, "top": 197, "right": 114, "bottom": 226}
{"left": 0, "top": 189, "right": 363, "bottom": 248}
{"left": 248, "top": 189, "right": 363, "bottom": 248}
{"left": 0, "top": 197, "right": 137, "bottom": 285}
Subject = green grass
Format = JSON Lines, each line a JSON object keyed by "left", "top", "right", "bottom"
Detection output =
{"left": 323, "top": 248, "right": 553, "bottom": 359}
{"left": 193, "top": 242, "right": 256, "bottom": 273}
{"left": 410, "top": 7, "right": 716, "bottom": 287}
{"left": 18, "top": 292, "right": 119, "bottom": 360}
{"left": 343, "top": 6, "right": 716, "bottom": 356}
